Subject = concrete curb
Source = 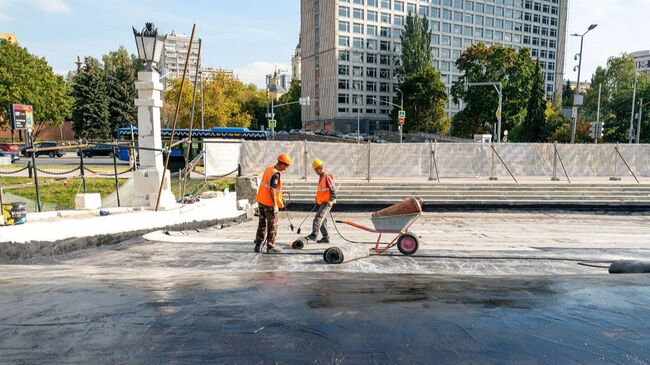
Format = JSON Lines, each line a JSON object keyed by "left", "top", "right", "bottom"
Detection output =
{"left": 0, "top": 211, "right": 252, "bottom": 261}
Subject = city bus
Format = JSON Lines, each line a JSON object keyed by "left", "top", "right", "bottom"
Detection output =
{"left": 116, "top": 126, "right": 269, "bottom": 170}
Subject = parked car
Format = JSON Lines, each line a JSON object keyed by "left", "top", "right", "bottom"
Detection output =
{"left": 315, "top": 129, "right": 328, "bottom": 136}
{"left": 344, "top": 133, "right": 364, "bottom": 142}
{"left": 328, "top": 131, "right": 344, "bottom": 139}
{"left": 368, "top": 136, "right": 387, "bottom": 143}
{"left": 0, "top": 144, "right": 20, "bottom": 162}
{"left": 276, "top": 130, "right": 289, "bottom": 135}
{"left": 21, "top": 141, "right": 64, "bottom": 158}
{"left": 77, "top": 144, "right": 115, "bottom": 158}
{"left": 299, "top": 129, "right": 315, "bottom": 135}
{"left": 289, "top": 129, "right": 301, "bottom": 135}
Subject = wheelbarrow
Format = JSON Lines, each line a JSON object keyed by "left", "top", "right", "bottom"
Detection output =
{"left": 335, "top": 212, "right": 421, "bottom": 255}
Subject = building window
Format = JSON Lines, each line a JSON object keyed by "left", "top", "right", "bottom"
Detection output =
{"left": 339, "top": 6, "right": 350, "bottom": 17}
{"left": 339, "top": 50, "right": 350, "bottom": 61}
{"left": 353, "top": 66, "right": 364, "bottom": 77}
{"left": 339, "top": 79, "right": 350, "bottom": 90}
{"left": 353, "top": 23, "right": 364, "bottom": 34}
{"left": 353, "top": 8, "right": 364, "bottom": 19}
{"left": 380, "top": 69, "right": 390, "bottom": 79}
{"left": 338, "top": 94, "right": 350, "bottom": 104}
{"left": 338, "top": 65, "right": 350, "bottom": 75}
{"left": 339, "top": 21, "right": 350, "bottom": 33}
{"left": 367, "top": 53, "right": 377, "bottom": 64}
{"left": 367, "top": 67, "right": 377, "bottom": 77}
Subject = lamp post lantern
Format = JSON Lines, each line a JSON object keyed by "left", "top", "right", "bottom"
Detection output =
{"left": 570, "top": 24, "right": 598, "bottom": 143}
{"left": 131, "top": 23, "right": 176, "bottom": 209}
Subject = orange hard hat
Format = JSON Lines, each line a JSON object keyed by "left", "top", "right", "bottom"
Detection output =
{"left": 277, "top": 153, "right": 292, "bottom": 166}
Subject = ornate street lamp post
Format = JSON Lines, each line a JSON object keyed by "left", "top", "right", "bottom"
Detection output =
{"left": 131, "top": 23, "right": 176, "bottom": 209}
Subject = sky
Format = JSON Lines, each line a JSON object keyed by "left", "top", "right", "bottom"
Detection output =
{"left": 0, "top": 0, "right": 649, "bottom": 88}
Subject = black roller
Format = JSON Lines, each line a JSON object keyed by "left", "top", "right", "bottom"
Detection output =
{"left": 291, "top": 237, "right": 308, "bottom": 250}
{"left": 609, "top": 260, "right": 650, "bottom": 274}
{"left": 323, "top": 244, "right": 369, "bottom": 264}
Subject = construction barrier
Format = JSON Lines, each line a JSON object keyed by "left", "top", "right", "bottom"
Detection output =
{"left": 239, "top": 141, "right": 650, "bottom": 180}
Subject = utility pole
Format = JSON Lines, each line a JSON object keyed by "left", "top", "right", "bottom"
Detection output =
{"left": 595, "top": 83, "right": 602, "bottom": 144}
{"left": 570, "top": 24, "right": 598, "bottom": 143}
{"left": 629, "top": 73, "right": 639, "bottom": 143}
{"left": 466, "top": 81, "right": 503, "bottom": 143}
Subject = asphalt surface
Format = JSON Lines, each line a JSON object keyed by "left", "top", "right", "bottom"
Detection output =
{"left": 1, "top": 211, "right": 649, "bottom": 363}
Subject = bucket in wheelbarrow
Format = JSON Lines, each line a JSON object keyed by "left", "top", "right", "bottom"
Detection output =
{"left": 371, "top": 197, "right": 423, "bottom": 255}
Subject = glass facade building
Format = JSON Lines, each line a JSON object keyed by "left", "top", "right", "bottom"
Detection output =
{"left": 300, "top": 0, "right": 568, "bottom": 133}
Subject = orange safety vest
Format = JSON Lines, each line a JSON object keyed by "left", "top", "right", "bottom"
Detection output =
{"left": 256, "top": 166, "right": 284, "bottom": 208}
{"left": 316, "top": 173, "right": 335, "bottom": 205}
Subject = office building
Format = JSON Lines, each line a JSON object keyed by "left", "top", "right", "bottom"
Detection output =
{"left": 632, "top": 50, "right": 650, "bottom": 75}
{"left": 300, "top": 0, "right": 568, "bottom": 133}
{"left": 160, "top": 31, "right": 201, "bottom": 89}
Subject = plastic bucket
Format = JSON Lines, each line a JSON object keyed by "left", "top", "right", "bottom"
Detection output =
{"left": 372, "top": 197, "right": 423, "bottom": 219}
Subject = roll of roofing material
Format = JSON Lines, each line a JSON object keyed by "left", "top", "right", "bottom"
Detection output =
{"left": 372, "top": 197, "right": 423, "bottom": 219}
{"left": 292, "top": 237, "right": 308, "bottom": 250}
{"left": 609, "top": 260, "right": 650, "bottom": 274}
{"left": 323, "top": 244, "right": 369, "bottom": 264}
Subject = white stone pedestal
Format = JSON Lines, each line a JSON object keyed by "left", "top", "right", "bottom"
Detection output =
{"left": 133, "top": 70, "right": 176, "bottom": 210}
{"left": 75, "top": 193, "right": 101, "bottom": 210}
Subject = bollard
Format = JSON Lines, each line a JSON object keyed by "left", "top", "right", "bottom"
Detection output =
{"left": 78, "top": 146, "right": 87, "bottom": 193}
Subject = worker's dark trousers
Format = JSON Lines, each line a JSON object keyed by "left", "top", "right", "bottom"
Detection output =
{"left": 311, "top": 203, "right": 332, "bottom": 239}
{"left": 255, "top": 205, "right": 278, "bottom": 248}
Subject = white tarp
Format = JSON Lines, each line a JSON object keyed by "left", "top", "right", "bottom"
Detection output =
{"left": 204, "top": 139, "right": 241, "bottom": 177}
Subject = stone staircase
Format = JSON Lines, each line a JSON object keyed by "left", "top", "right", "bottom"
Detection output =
{"left": 283, "top": 180, "right": 650, "bottom": 208}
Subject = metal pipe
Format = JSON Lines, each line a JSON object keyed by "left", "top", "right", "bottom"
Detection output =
{"left": 155, "top": 23, "right": 196, "bottom": 211}
{"left": 636, "top": 98, "right": 643, "bottom": 144}
{"left": 78, "top": 145, "right": 87, "bottom": 193}
{"left": 112, "top": 138, "right": 121, "bottom": 207}
{"left": 629, "top": 75, "right": 638, "bottom": 143}
{"left": 31, "top": 151, "right": 41, "bottom": 212}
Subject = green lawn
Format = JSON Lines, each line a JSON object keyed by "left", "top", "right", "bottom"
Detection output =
{"left": 1, "top": 176, "right": 125, "bottom": 209}
{"left": 1, "top": 176, "right": 235, "bottom": 209}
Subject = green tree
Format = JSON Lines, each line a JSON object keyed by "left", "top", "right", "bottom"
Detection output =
{"left": 0, "top": 40, "right": 72, "bottom": 141}
{"left": 397, "top": 13, "right": 432, "bottom": 78}
{"left": 581, "top": 54, "right": 650, "bottom": 143}
{"left": 240, "top": 84, "right": 268, "bottom": 130}
{"left": 103, "top": 47, "right": 137, "bottom": 133}
{"left": 561, "top": 80, "right": 573, "bottom": 108}
{"left": 450, "top": 43, "right": 536, "bottom": 138}
{"left": 394, "top": 13, "right": 448, "bottom": 134}
{"left": 163, "top": 70, "right": 255, "bottom": 129}
{"left": 71, "top": 57, "right": 110, "bottom": 139}
{"left": 399, "top": 67, "right": 450, "bottom": 134}
{"left": 276, "top": 79, "right": 302, "bottom": 131}
{"left": 517, "top": 59, "right": 547, "bottom": 142}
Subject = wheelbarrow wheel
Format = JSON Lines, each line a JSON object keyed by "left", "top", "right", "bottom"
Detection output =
{"left": 397, "top": 232, "right": 419, "bottom": 256}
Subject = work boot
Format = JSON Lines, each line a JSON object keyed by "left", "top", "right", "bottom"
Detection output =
{"left": 254, "top": 243, "right": 261, "bottom": 253}
{"left": 265, "top": 246, "right": 282, "bottom": 254}
{"left": 317, "top": 237, "right": 330, "bottom": 244}
{"left": 305, "top": 233, "right": 318, "bottom": 241}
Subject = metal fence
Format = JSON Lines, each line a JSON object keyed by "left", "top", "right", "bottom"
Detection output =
{"left": 239, "top": 141, "right": 650, "bottom": 181}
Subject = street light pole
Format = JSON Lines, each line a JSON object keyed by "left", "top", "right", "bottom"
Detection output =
{"left": 356, "top": 96, "right": 361, "bottom": 144}
{"left": 396, "top": 88, "right": 404, "bottom": 144}
{"left": 466, "top": 82, "right": 503, "bottom": 143}
{"left": 570, "top": 24, "right": 598, "bottom": 144}
{"left": 629, "top": 73, "right": 639, "bottom": 143}
{"left": 638, "top": 99, "right": 649, "bottom": 144}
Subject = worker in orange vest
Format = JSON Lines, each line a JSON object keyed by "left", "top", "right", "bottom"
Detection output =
{"left": 254, "top": 153, "right": 292, "bottom": 253}
{"left": 305, "top": 159, "right": 337, "bottom": 243}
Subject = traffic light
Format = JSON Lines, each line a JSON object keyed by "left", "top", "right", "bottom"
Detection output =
{"left": 590, "top": 122, "right": 597, "bottom": 139}
{"left": 598, "top": 121, "right": 604, "bottom": 138}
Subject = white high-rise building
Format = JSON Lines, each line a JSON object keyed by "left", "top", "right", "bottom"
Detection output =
{"left": 160, "top": 31, "right": 201, "bottom": 89}
{"left": 632, "top": 50, "right": 650, "bottom": 76}
{"left": 300, "top": 0, "right": 568, "bottom": 133}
